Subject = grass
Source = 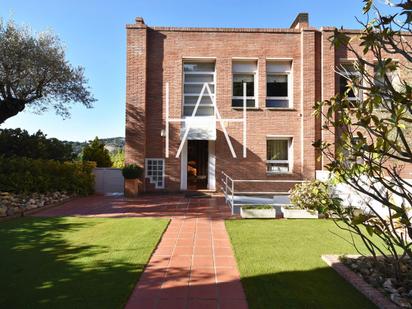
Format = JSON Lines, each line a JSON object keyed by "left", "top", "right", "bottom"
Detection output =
{"left": 225, "top": 219, "right": 377, "bottom": 309}
{"left": 0, "top": 216, "right": 169, "bottom": 308}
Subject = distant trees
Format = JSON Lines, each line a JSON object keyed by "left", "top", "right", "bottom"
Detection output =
{"left": 0, "top": 128, "right": 74, "bottom": 161}
{"left": 0, "top": 19, "right": 95, "bottom": 124}
{"left": 82, "top": 137, "right": 112, "bottom": 167}
{"left": 110, "top": 149, "right": 125, "bottom": 168}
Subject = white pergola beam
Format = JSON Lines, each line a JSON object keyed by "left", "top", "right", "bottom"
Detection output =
{"left": 175, "top": 83, "right": 207, "bottom": 158}
{"left": 164, "top": 81, "right": 247, "bottom": 159}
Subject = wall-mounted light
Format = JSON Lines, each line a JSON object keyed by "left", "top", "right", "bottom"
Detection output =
{"left": 160, "top": 129, "right": 165, "bottom": 137}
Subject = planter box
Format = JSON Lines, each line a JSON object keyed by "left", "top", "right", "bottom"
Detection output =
{"left": 282, "top": 208, "right": 318, "bottom": 219}
{"left": 124, "top": 179, "right": 140, "bottom": 198}
{"left": 240, "top": 207, "right": 277, "bottom": 219}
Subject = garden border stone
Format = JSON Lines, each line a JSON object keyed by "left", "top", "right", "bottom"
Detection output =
{"left": 0, "top": 196, "right": 75, "bottom": 223}
{"left": 322, "top": 254, "right": 398, "bottom": 309}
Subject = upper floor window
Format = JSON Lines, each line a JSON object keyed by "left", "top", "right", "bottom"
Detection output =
{"left": 183, "top": 61, "right": 215, "bottom": 116}
{"left": 374, "top": 63, "right": 401, "bottom": 91}
{"left": 266, "top": 61, "right": 292, "bottom": 108}
{"left": 232, "top": 60, "right": 257, "bottom": 108}
{"left": 342, "top": 137, "right": 365, "bottom": 167}
{"left": 338, "top": 63, "right": 362, "bottom": 103}
{"left": 266, "top": 138, "right": 292, "bottom": 173}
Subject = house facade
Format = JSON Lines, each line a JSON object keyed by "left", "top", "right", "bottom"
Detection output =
{"left": 125, "top": 13, "right": 411, "bottom": 193}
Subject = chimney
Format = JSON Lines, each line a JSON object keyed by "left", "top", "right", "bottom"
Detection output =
{"left": 290, "top": 13, "right": 309, "bottom": 29}
{"left": 134, "top": 17, "right": 146, "bottom": 28}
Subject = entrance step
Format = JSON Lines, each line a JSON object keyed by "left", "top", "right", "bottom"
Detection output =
{"left": 184, "top": 191, "right": 212, "bottom": 198}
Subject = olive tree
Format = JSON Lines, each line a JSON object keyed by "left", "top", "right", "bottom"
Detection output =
{"left": 314, "top": 0, "right": 412, "bottom": 280}
{"left": 0, "top": 19, "right": 95, "bottom": 124}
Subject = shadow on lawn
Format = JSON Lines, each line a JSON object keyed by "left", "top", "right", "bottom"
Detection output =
{"left": 241, "top": 267, "right": 377, "bottom": 309}
{"left": 0, "top": 217, "right": 143, "bottom": 309}
{"left": 0, "top": 216, "right": 376, "bottom": 309}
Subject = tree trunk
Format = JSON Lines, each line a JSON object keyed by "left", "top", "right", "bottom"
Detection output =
{"left": 0, "top": 98, "right": 26, "bottom": 124}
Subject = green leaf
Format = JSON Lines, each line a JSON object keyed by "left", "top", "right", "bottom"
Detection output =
{"left": 363, "top": 0, "right": 373, "bottom": 14}
{"left": 366, "top": 225, "right": 374, "bottom": 237}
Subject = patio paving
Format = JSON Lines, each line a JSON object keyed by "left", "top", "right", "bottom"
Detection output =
{"left": 32, "top": 194, "right": 248, "bottom": 309}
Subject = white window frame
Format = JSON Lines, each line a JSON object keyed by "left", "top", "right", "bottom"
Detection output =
{"left": 145, "top": 158, "right": 165, "bottom": 189}
{"left": 266, "top": 137, "right": 293, "bottom": 174}
{"left": 373, "top": 66, "right": 390, "bottom": 110}
{"left": 182, "top": 60, "right": 216, "bottom": 116}
{"left": 266, "top": 60, "right": 293, "bottom": 109}
{"left": 232, "top": 60, "right": 258, "bottom": 109}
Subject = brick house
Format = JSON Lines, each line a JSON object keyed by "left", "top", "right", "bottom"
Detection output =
{"left": 125, "top": 13, "right": 411, "bottom": 193}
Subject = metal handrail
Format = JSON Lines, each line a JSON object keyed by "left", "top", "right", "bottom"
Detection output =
{"left": 221, "top": 171, "right": 306, "bottom": 215}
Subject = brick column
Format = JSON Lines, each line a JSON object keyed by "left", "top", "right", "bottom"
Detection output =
{"left": 320, "top": 28, "right": 337, "bottom": 170}
{"left": 301, "top": 29, "right": 318, "bottom": 179}
{"left": 125, "top": 17, "right": 147, "bottom": 190}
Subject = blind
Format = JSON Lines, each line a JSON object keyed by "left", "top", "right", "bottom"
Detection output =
{"left": 233, "top": 61, "right": 257, "bottom": 73}
{"left": 267, "top": 61, "right": 292, "bottom": 73}
{"left": 267, "top": 140, "right": 288, "bottom": 160}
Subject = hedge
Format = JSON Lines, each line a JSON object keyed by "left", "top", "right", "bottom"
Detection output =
{"left": 0, "top": 156, "right": 95, "bottom": 195}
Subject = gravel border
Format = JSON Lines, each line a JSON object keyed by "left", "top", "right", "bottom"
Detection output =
{"left": 322, "top": 255, "right": 398, "bottom": 309}
{"left": 0, "top": 197, "right": 75, "bottom": 223}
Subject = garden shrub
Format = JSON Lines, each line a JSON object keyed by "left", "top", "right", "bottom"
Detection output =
{"left": 290, "top": 180, "right": 337, "bottom": 214}
{"left": 0, "top": 156, "right": 95, "bottom": 195}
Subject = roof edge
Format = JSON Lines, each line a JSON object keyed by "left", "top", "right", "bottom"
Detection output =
{"left": 126, "top": 24, "right": 365, "bottom": 34}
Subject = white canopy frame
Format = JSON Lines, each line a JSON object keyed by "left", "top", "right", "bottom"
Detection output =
{"left": 165, "top": 82, "right": 247, "bottom": 159}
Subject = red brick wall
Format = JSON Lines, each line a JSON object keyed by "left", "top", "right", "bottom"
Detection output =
{"left": 323, "top": 30, "right": 412, "bottom": 178}
{"left": 151, "top": 29, "right": 308, "bottom": 192}
{"left": 125, "top": 22, "right": 148, "bottom": 190}
{"left": 126, "top": 24, "right": 412, "bottom": 192}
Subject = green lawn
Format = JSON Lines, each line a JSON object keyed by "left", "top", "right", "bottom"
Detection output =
{"left": 0, "top": 216, "right": 169, "bottom": 308}
{"left": 225, "top": 219, "right": 377, "bottom": 309}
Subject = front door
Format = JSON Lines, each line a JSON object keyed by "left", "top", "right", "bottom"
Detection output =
{"left": 187, "top": 140, "right": 208, "bottom": 190}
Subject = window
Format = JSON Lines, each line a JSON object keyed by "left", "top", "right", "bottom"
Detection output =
{"left": 373, "top": 65, "right": 390, "bottom": 109}
{"left": 266, "top": 138, "right": 292, "bottom": 173}
{"left": 374, "top": 63, "right": 401, "bottom": 92}
{"left": 266, "top": 61, "right": 292, "bottom": 108}
{"left": 183, "top": 61, "right": 215, "bottom": 116}
{"left": 232, "top": 61, "right": 257, "bottom": 108}
{"left": 374, "top": 66, "right": 386, "bottom": 91}
{"left": 342, "top": 137, "right": 365, "bottom": 167}
{"left": 339, "top": 63, "right": 362, "bottom": 103}
{"left": 145, "top": 159, "right": 165, "bottom": 189}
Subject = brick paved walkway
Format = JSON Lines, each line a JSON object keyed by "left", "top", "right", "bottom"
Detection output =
{"left": 33, "top": 195, "right": 248, "bottom": 309}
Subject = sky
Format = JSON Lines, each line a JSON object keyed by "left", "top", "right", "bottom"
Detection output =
{"left": 0, "top": 0, "right": 387, "bottom": 142}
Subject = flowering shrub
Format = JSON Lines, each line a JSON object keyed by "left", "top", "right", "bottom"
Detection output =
{"left": 290, "top": 180, "right": 337, "bottom": 214}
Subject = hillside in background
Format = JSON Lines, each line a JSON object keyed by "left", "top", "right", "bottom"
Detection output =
{"left": 65, "top": 137, "right": 125, "bottom": 155}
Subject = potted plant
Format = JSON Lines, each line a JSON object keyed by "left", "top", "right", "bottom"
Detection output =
{"left": 240, "top": 205, "right": 277, "bottom": 219}
{"left": 122, "top": 164, "right": 143, "bottom": 197}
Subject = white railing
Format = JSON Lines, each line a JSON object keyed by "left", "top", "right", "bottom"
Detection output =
{"left": 221, "top": 171, "right": 305, "bottom": 215}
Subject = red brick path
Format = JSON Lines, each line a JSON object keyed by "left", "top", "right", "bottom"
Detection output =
{"left": 33, "top": 195, "right": 248, "bottom": 309}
